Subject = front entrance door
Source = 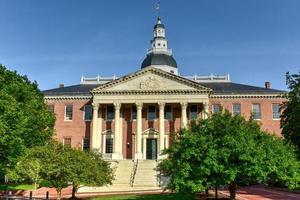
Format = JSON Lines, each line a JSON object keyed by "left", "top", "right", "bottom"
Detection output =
{"left": 146, "top": 139, "right": 157, "bottom": 160}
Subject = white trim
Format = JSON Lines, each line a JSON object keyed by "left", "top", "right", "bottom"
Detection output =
{"left": 83, "top": 104, "right": 92, "bottom": 121}
{"left": 211, "top": 93, "right": 285, "bottom": 99}
{"left": 232, "top": 103, "right": 241, "bottom": 116}
{"left": 64, "top": 105, "right": 73, "bottom": 121}
{"left": 252, "top": 103, "right": 262, "bottom": 120}
{"left": 271, "top": 103, "right": 281, "bottom": 120}
{"left": 44, "top": 95, "right": 91, "bottom": 100}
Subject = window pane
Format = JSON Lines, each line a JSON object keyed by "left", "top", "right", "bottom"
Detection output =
{"left": 132, "top": 106, "right": 137, "bottom": 120}
{"left": 64, "top": 138, "right": 71, "bottom": 147}
{"left": 190, "top": 105, "right": 198, "bottom": 120}
{"left": 106, "top": 138, "right": 113, "bottom": 153}
{"left": 65, "top": 105, "right": 73, "bottom": 120}
{"left": 148, "top": 106, "right": 156, "bottom": 120}
{"left": 232, "top": 104, "right": 241, "bottom": 115}
{"left": 213, "top": 104, "right": 221, "bottom": 114}
{"left": 164, "top": 105, "right": 172, "bottom": 120}
{"left": 84, "top": 105, "right": 93, "bottom": 121}
{"left": 272, "top": 104, "right": 281, "bottom": 119}
{"left": 252, "top": 104, "right": 261, "bottom": 119}
{"left": 47, "top": 105, "right": 54, "bottom": 112}
{"left": 107, "top": 106, "right": 115, "bottom": 120}
{"left": 83, "top": 138, "right": 90, "bottom": 151}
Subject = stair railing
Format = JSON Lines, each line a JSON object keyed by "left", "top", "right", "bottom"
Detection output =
{"left": 130, "top": 159, "right": 138, "bottom": 187}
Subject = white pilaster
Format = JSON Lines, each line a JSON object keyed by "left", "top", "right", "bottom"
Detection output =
{"left": 203, "top": 102, "right": 209, "bottom": 119}
{"left": 97, "top": 104, "right": 102, "bottom": 153}
{"left": 158, "top": 102, "right": 165, "bottom": 155}
{"left": 135, "top": 102, "right": 143, "bottom": 159}
{"left": 180, "top": 102, "right": 188, "bottom": 128}
{"left": 112, "top": 102, "right": 122, "bottom": 160}
{"left": 92, "top": 103, "right": 100, "bottom": 150}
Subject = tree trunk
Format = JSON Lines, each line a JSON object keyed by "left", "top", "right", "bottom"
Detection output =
{"left": 205, "top": 189, "right": 209, "bottom": 196}
{"left": 228, "top": 182, "right": 237, "bottom": 200}
{"left": 215, "top": 186, "right": 218, "bottom": 199}
{"left": 71, "top": 184, "right": 78, "bottom": 199}
{"left": 56, "top": 189, "right": 62, "bottom": 200}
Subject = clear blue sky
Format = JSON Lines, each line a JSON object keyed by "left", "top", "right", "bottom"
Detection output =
{"left": 0, "top": 0, "right": 299, "bottom": 90}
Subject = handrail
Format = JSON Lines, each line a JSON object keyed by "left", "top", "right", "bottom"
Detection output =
{"left": 130, "top": 159, "right": 138, "bottom": 187}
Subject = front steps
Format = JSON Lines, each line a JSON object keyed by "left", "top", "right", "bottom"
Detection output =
{"left": 78, "top": 160, "right": 162, "bottom": 193}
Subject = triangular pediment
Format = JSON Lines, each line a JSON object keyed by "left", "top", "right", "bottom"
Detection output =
{"left": 91, "top": 67, "right": 212, "bottom": 94}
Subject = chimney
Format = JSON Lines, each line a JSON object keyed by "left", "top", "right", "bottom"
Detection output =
{"left": 265, "top": 81, "right": 270, "bottom": 89}
{"left": 59, "top": 84, "right": 64, "bottom": 88}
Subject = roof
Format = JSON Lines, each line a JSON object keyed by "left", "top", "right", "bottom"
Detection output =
{"left": 43, "top": 81, "right": 284, "bottom": 97}
{"left": 141, "top": 53, "right": 178, "bottom": 69}
{"left": 200, "top": 82, "right": 285, "bottom": 95}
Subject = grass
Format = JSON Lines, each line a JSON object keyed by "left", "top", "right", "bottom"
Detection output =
{"left": 90, "top": 193, "right": 195, "bottom": 200}
{"left": 0, "top": 184, "right": 35, "bottom": 191}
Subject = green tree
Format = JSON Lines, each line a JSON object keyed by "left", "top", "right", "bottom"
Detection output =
{"left": 65, "top": 148, "right": 113, "bottom": 199}
{"left": 9, "top": 143, "right": 113, "bottom": 200}
{"left": 0, "top": 64, "right": 55, "bottom": 178}
{"left": 160, "top": 111, "right": 300, "bottom": 200}
{"left": 281, "top": 71, "right": 300, "bottom": 154}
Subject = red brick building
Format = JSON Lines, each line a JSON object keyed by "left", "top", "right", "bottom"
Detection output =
{"left": 43, "top": 17, "right": 285, "bottom": 160}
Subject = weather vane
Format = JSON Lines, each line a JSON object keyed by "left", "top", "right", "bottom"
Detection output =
{"left": 155, "top": 1, "right": 160, "bottom": 17}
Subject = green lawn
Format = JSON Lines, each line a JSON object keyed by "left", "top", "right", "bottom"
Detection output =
{"left": 90, "top": 193, "right": 195, "bottom": 200}
{"left": 0, "top": 184, "right": 35, "bottom": 191}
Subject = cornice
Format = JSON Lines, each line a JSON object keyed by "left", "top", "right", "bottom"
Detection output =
{"left": 210, "top": 93, "right": 286, "bottom": 99}
{"left": 44, "top": 95, "right": 92, "bottom": 100}
{"left": 93, "top": 90, "right": 209, "bottom": 95}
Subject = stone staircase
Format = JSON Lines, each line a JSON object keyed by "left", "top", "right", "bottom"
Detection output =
{"left": 78, "top": 160, "right": 162, "bottom": 193}
{"left": 133, "top": 160, "right": 159, "bottom": 187}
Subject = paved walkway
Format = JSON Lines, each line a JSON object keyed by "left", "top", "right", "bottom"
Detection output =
{"left": 221, "top": 186, "right": 300, "bottom": 200}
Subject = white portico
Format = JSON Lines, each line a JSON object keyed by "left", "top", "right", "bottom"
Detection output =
{"left": 90, "top": 67, "right": 211, "bottom": 160}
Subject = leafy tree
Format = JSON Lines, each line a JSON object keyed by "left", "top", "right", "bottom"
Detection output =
{"left": 160, "top": 111, "right": 300, "bottom": 200}
{"left": 65, "top": 148, "right": 113, "bottom": 199}
{"left": 0, "top": 64, "right": 55, "bottom": 178}
{"left": 9, "top": 143, "right": 113, "bottom": 200}
{"left": 281, "top": 71, "right": 300, "bottom": 154}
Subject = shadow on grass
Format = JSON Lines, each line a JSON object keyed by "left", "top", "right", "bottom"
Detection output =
{"left": 87, "top": 193, "right": 195, "bottom": 200}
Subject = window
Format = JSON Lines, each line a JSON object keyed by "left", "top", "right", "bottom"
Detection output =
{"left": 84, "top": 105, "right": 93, "bottom": 121}
{"left": 252, "top": 104, "right": 261, "bottom": 120}
{"left": 189, "top": 105, "right": 198, "bottom": 120}
{"left": 131, "top": 106, "right": 137, "bottom": 120}
{"left": 47, "top": 105, "right": 54, "bottom": 112}
{"left": 105, "top": 138, "right": 113, "bottom": 153}
{"left": 106, "top": 106, "right": 115, "bottom": 121}
{"left": 83, "top": 138, "right": 90, "bottom": 151}
{"left": 65, "top": 105, "right": 73, "bottom": 121}
{"left": 272, "top": 104, "right": 281, "bottom": 119}
{"left": 232, "top": 104, "right": 241, "bottom": 115}
{"left": 64, "top": 138, "right": 71, "bottom": 147}
{"left": 212, "top": 104, "right": 221, "bottom": 114}
{"left": 164, "top": 105, "right": 172, "bottom": 120}
{"left": 147, "top": 106, "right": 156, "bottom": 121}
{"left": 158, "top": 43, "right": 161, "bottom": 46}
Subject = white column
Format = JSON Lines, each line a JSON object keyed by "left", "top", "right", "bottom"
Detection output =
{"left": 180, "top": 102, "right": 188, "bottom": 128}
{"left": 112, "top": 102, "right": 122, "bottom": 160}
{"left": 92, "top": 103, "right": 99, "bottom": 150}
{"left": 203, "top": 102, "right": 209, "bottom": 119}
{"left": 97, "top": 105, "right": 102, "bottom": 153}
{"left": 158, "top": 102, "right": 165, "bottom": 155}
{"left": 135, "top": 102, "right": 143, "bottom": 159}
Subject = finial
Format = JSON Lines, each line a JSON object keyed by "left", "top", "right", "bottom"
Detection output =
{"left": 155, "top": 1, "right": 160, "bottom": 18}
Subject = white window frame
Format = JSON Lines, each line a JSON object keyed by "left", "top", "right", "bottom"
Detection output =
{"left": 272, "top": 103, "right": 281, "bottom": 120}
{"left": 164, "top": 105, "right": 173, "bottom": 121}
{"left": 63, "top": 137, "right": 72, "bottom": 146}
{"left": 64, "top": 105, "right": 73, "bottom": 121}
{"left": 83, "top": 104, "right": 93, "bottom": 121}
{"left": 189, "top": 104, "right": 198, "bottom": 120}
{"left": 147, "top": 105, "right": 157, "bottom": 121}
{"left": 106, "top": 105, "right": 115, "bottom": 121}
{"left": 212, "top": 104, "right": 221, "bottom": 114}
{"left": 252, "top": 103, "right": 261, "bottom": 120}
{"left": 232, "top": 103, "right": 241, "bottom": 116}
